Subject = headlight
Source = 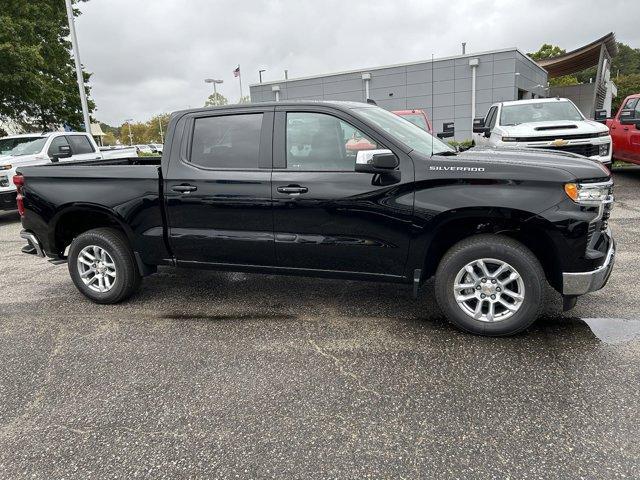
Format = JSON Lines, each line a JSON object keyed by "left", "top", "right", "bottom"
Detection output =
{"left": 599, "top": 143, "right": 610, "bottom": 156}
{"left": 501, "top": 136, "right": 517, "bottom": 142}
{"left": 564, "top": 182, "right": 611, "bottom": 204}
{"left": 0, "top": 164, "right": 12, "bottom": 170}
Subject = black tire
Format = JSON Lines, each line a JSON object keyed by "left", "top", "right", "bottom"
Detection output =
{"left": 434, "top": 234, "right": 545, "bottom": 336}
{"left": 68, "top": 228, "right": 141, "bottom": 304}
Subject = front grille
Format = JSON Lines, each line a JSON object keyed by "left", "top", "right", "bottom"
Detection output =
{"left": 532, "top": 144, "right": 600, "bottom": 157}
{"left": 0, "top": 176, "right": 8, "bottom": 187}
{"left": 516, "top": 132, "right": 601, "bottom": 142}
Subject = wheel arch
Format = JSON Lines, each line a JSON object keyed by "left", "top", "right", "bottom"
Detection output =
{"left": 418, "top": 207, "right": 562, "bottom": 291}
{"left": 50, "top": 203, "right": 135, "bottom": 256}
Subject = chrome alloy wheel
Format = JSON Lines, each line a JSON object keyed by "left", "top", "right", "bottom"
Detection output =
{"left": 453, "top": 258, "right": 525, "bottom": 323}
{"left": 77, "top": 245, "right": 117, "bottom": 293}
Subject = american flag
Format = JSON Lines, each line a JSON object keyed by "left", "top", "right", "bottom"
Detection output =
{"left": 233, "top": 66, "right": 240, "bottom": 77}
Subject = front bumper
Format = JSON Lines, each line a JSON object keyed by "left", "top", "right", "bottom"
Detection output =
{"left": 0, "top": 190, "right": 17, "bottom": 211}
{"left": 562, "top": 236, "right": 615, "bottom": 296}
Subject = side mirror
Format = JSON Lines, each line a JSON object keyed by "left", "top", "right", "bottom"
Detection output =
{"left": 594, "top": 109, "right": 608, "bottom": 122}
{"left": 355, "top": 149, "right": 399, "bottom": 173}
{"left": 619, "top": 109, "right": 637, "bottom": 125}
{"left": 437, "top": 122, "right": 455, "bottom": 139}
{"left": 51, "top": 144, "right": 72, "bottom": 162}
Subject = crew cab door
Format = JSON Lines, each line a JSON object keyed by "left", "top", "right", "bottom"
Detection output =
{"left": 164, "top": 107, "right": 275, "bottom": 266}
{"left": 271, "top": 106, "right": 414, "bottom": 277}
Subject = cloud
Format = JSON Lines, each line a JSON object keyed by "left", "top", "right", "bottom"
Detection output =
{"left": 75, "top": 0, "right": 640, "bottom": 125}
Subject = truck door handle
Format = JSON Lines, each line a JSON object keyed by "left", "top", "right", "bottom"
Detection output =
{"left": 171, "top": 184, "right": 197, "bottom": 193}
{"left": 277, "top": 185, "right": 308, "bottom": 195}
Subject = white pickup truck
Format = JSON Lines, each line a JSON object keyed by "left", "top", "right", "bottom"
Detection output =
{"left": 472, "top": 98, "right": 612, "bottom": 166}
{"left": 0, "top": 132, "right": 138, "bottom": 211}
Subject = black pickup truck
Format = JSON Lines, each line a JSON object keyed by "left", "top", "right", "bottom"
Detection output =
{"left": 15, "top": 101, "right": 615, "bottom": 336}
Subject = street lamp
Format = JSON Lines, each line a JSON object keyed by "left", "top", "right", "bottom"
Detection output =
{"left": 124, "top": 118, "right": 133, "bottom": 146}
{"left": 259, "top": 69, "right": 266, "bottom": 83}
{"left": 204, "top": 78, "right": 224, "bottom": 97}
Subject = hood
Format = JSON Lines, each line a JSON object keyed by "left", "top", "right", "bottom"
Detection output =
{"left": 0, "top": 153, "right": 39, "bottom": 167}
{"left": 501, "top": 120, "right": 608, "bottom": 137}
{"left": 457, "top": 147, "right": 610, "bottom": 181}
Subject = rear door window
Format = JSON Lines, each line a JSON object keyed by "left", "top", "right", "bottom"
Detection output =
{"left": 47, "top": 136, "right": 70, "bottom": 157}
{"left": 67, "top": 135, "right": 95, "bottom": 154}
{"left": 190, "top": 114, "right": 263, "bottom": 169}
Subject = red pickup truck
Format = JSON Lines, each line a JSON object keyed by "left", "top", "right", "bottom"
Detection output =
{"left": 606, "top": 93, "right": 640, "bottom": 164}
{"left": 392, "top": 109, "right": 433, "bottom": 133}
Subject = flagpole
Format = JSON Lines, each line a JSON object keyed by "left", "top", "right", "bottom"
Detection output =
{"left": 238, "top": 64, "right": 243, "bottom": 102}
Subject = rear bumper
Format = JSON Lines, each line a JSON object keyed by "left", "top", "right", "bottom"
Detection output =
{"left": 562, "top": 236, "right": 615, "bottom": 296}
{"left": 0, "top": 190, "right": 17, "bottom": 211}
{"left": 20, "top": 230, "right": 45, "bottom": 257}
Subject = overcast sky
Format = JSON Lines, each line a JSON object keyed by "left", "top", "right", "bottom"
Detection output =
{"left": 75, "top": 0, "right": 640, "bottom": 125}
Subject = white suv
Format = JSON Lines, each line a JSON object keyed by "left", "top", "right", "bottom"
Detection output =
{"left": 472, "top": 98, "right": 612, "bottom": 165}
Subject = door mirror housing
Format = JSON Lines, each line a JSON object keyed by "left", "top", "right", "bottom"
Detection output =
{"left": 472, "top": 117, "right": 486, "bottom": 132}
{"left": 619, "top": 109, "right": 637, "bottom": 125}
{"left": 594, "top": 109, "right": 608, "bottom": 122}
{"left": 437, "top": 122, "right": 455, "bottom": 139}
{"left": 51, "top": 144, "right": 72, "bottom": 161}
{"left": 355, "top": 149, "right": 399, "bottom": 173}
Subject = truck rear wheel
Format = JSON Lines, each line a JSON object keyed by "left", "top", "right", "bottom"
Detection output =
{"left": 68, "top": 228, "right": 141, "bottom": 304}
{"left": 434, "top": 234, "right": 544, "bottom": 336}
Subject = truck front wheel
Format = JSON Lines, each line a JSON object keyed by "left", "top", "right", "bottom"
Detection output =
{"left": 68, "top": 228, "right": 141, "bottom": 304}
{"left": 434, "top": 235, "right": 545, "bottom": 336}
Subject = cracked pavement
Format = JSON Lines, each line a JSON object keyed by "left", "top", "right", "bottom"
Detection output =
{"left": 0, "top": 167, "right": 639, "bottom": 478}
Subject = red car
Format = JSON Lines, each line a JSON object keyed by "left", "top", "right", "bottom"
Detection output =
{"left": 392, "top": 109, "right": 433, "bottom": 133}
{"left": 606, "top": 93, "right": 640, "bottom": 165}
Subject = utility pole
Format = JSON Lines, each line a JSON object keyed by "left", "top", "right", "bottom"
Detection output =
{"left": 259, "top": 69, "right": 266, "bottom": 83}
{"left": 462, "top": 42, "right": 466, "bottom": 55}
{"left": 65, "top": 0, "right": 91, "bottom": 133}
{"left": 125, "top": 118, "right": 133, "bottom": 145}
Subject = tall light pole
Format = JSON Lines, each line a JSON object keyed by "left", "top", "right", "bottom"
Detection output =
{"left": 124, "top": 118, "right": 133, "bottom": 145}
{"left": 158, "top": 116, "right": 164, "bottom": 144}
{"left": 259, "top": 69, "right": 266, "bottom": 83}
{"left": 64, "top": 0, "right": 91, "bottom": 134}
{"left": 204, "top": 78, "right": 224, "bottom": 104}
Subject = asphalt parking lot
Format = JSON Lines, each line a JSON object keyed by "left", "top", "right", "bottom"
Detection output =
{"left": 0, "top": 168, "right": 639, "bottom": 479}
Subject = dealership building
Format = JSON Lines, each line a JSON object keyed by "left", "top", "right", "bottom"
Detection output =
{"left": 249, "top": 34, "right": 618, "bottom": 141}
{"left": 250, "top": 48, "right": 548, "bottom": 140}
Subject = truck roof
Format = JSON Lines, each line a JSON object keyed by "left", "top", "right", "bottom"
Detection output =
{"left": 0, "top": 131, "right": 92, "bottom": 140}
{"left": 173, "top": 100, "right": 375, "bottom": 116}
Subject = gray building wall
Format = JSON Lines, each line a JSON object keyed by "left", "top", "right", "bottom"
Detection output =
{"left": 250, "top": 49, "right": 547, "bottom": 141}
{"left": 549, "top": 83, "right": 597, "bottom": 118}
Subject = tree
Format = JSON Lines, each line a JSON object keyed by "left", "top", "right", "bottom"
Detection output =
{"left": 528, "top": 44, "right": 566, "bottom": 61}
{"left": 528, "top": 44, "right": 579, "bottom": 87}
{"left": 238, "top": 95, "right": 251, "bottom": 104}
{"left": 205, "top": 92, "right": 228, "bottom": 107}
{"left": 0, "top": 0, "right": 95, "bottom": 131}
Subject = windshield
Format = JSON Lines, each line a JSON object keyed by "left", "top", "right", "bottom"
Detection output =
{"left": 500, "top": 101, "right": 584, "bottom": 126}
{"left": 354, "top": 107, "right": 453, "bottom": 156}
{"left": 0, "top": 137, "right": 45, "bottom": 156}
